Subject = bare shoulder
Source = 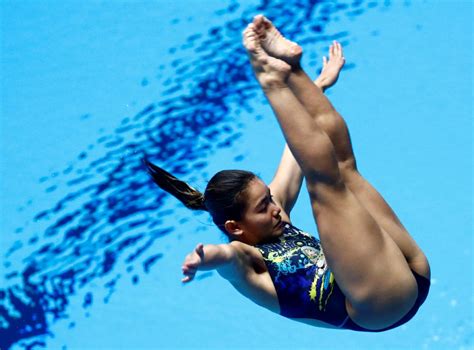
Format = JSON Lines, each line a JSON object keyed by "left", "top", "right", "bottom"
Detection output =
{"left": 229, "top": 240, "right": 258, "bottom": 254}
{"left": 228, "top": 241, "right": 265, "bottom": 266}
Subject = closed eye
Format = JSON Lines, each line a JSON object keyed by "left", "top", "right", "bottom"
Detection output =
{"left": 259, "top": 195, "right": 274, "bottom": 212}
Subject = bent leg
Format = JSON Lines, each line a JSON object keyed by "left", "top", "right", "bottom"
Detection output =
{"left": 243, "top": 22, "right": 418, "bottom": 329}
{"left": 253, "top": 28, "right": 430, "bottom": 278}
{"left": 264, "top": 82, "right": 419, "bottom": 329}
{"left": 289, "top": 67, "right": 430, "bottom": 278}
{"left": 340, "top": 170, "right": 430, "bottom": 278}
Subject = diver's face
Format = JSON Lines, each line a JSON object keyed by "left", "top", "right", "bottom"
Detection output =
{"left": 238, "top": 179, "right": 284, "bottom": 244}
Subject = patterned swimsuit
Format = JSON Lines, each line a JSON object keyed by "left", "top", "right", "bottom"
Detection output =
{"left": 256, "top": 222, "right": 430, "bottom": 332}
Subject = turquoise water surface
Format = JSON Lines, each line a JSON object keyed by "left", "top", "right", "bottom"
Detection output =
{"left": 1, "top": 1, "right": 472, "bottom": 349}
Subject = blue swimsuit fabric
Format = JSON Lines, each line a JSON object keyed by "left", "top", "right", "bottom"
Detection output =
{"left": 256, "top": 222, "right": 430, "bottom": 332}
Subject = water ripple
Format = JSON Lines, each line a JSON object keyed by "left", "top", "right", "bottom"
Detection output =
{"left": 1, "top": 1, "right": 385, "bottom": 348}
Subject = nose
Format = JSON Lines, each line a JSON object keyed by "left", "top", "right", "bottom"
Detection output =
{"left": 272, "top": 205, "right": 281, "bottom": 217}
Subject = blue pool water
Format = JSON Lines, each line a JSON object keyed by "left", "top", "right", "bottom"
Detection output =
{"left": 1, "top": 1, "right": 472, "bottom": 349}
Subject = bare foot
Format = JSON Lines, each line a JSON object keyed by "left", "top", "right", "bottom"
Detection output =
{"left": 314, "top": 41, "right": 345, "bottom": 90}
{"left": 242, "top": 23, "right": 291, "bottom": 89}
{"left": 252, "top": 14, "right": 302, "bottom": 67}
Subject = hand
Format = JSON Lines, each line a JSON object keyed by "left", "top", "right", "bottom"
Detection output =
{"left": 314, "top": 40, "right": 345, "bottom": 91}
{"left": 181, "top": 243, "right": 205, "bottom": 283}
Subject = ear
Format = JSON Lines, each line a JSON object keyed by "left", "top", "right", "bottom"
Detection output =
{"left": 224, "top": 220, "right": 244, "bottom": 238}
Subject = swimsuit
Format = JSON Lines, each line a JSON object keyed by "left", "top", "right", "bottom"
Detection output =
{"left": 256, "top": 222, "right": 430, "bottom": 332}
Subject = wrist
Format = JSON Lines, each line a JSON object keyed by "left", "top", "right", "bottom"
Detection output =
{"left": 314, "top": 77, "right": 327, "bottom": 91}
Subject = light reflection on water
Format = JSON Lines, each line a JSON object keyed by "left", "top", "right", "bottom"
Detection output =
{"left": 9, "top": 1, "right": 466, "bottom": 349}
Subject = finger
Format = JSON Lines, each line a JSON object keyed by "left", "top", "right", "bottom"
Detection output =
{"left": 322, "top": 56, "right": 327, "bottom": 68}
{"left": 182, "top": 265, "right": 197, "bottom": 274}
{"left": 336, "top": 41, "right": 342, "bottom": 57}
{"left": 182, "top": 267, "right": 196, "bottom": 279}
{"left": 329, "top": 43, "right": 334, "bottom": 59}
{"left": 182, "top": 275, "right": 193, "bottom": 283}
{"left": 181, "top": 265, "right": 197, "bottom": 273}
{"left": 182, "top": 260, "right": 198, "bottom": 269}
{"left": 339, "top": 42, "right": 345, "bottom": 58}
{"left": 182, "top": 272, "right": 195, "bottom": 281}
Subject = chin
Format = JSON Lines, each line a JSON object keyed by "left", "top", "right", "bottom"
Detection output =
{"left": 274, "top": 226, "right": 284, "bottom": 236}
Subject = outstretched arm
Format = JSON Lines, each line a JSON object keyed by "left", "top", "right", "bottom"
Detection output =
{"left": 181, "top": 242, "right": 251, "bottom": 283}
{"left": 182, "top": 243, "right": 235, "bottom": 282}
{"left": 269, "top": 41, "right": 345, "bottom": 215}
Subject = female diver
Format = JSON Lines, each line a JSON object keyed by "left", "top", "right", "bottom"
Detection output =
{"left": 145, "top": 15, "right": 430, "bottom": 332}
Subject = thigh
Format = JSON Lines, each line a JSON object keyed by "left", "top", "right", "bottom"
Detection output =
{"left": 340, "top": 168, "right": 430, "bottom": 279}
{"left": 307, "top": 182, "right": 420, "bottom": 329}
{"left": 312, "top": 111, "right": 430, "bottom": 279}
{"left": 307, "top": 182, "right": 416, "bottom": 304}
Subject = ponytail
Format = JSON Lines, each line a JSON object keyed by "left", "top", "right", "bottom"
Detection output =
{"left": 144, "top": 158, "right": 207, "bottom": 211}
{"left": 144, "top": 156, "right": 257, "bottom": 236}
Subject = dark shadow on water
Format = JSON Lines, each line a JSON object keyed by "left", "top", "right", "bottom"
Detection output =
{"left": 0, "top": 1, "right": 389, "bottom": 348}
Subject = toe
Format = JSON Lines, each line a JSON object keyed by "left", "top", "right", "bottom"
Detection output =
{"left": 242, "top": 24, "right": 253, "bottom": 37}
{"left": 262, "top": 16, "right": 273, "bottom": 29}
{"left": 253, "top": 14, "right": 264, "bottom": 29}
{"left": 253, "top": 14, "right": 264, "bottom": 22}
{"left": 257, "top": 56, "right": 268, "bottom": 65}
{"left": 243, "top": 30, "right": 262, "bottom": 53}
{"left": 244, "top": 39, "right": 256, "bottom": 52}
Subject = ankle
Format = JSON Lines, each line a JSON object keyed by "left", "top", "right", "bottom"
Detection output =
{"left": 261, "top": 83, "right": 290, "bottom": 93}
{"left": 255, "top": 69, "right": 290, "bottom": 90}
{"left": 261, "top": 82, "right": 290, "bottom": 93}
{"left": 291, "top": 62, "right": 303, "bottom": 73}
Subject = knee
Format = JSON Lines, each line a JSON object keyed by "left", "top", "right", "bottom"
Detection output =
{"left": 339, "top": 165, "right": 362, "bottom": 188}
{"left": 339, "top": 157, "right": 357, "bottom": 173}
{"left": 305, "top": 176, "right": 346, "bottom": 200}
{"left": 314, "top": 111, "right": 344, "bottom": 131}
{"left": 408, "top": 254, "right": 431, "bottom": 280}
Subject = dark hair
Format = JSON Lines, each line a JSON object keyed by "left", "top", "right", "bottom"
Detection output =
{"left": 144, "top": 158, "right": 257, "bottom": 236}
